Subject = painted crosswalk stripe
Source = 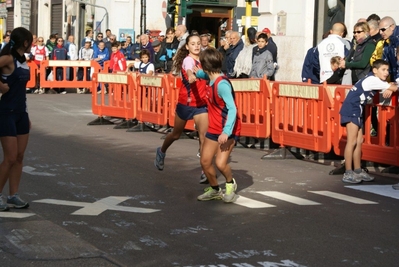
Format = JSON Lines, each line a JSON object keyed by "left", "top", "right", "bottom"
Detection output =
{"left": 309, "top": 190, "right": 378, "bottom": 204}
{"left": 234, "top": 195, "right": 276, "bottom": 208}
{"left": 257, "top": 191, "right": 321, "bottom": 205}
{"left": 0, "top": 213, "right": 36, "bottom": 218}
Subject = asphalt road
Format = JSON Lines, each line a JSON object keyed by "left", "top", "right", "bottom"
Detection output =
{"left": 0, "top": 93, "right": 398, "bottom": 267}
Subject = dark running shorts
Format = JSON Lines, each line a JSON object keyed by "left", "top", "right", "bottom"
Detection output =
{"left": 340, "top": 115, "right": 363, "bottom": 128}
{"left": 175, "top": 103, "right": 207, "bottom": 121}
{"left": 206, "top": 132, "right": 239, "bottom": 142}
{"left": 0, "top": 112, "right": 30, "bottom": 137}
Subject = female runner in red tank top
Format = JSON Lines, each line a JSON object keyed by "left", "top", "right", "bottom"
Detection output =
{"left": 154, "top": 34, "right": 209, "bottom": 173}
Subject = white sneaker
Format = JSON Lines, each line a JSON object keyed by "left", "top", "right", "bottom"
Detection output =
{"left": 61, "top": 91, "right": 67, "bottom": 94}
{"left": 76, "top": 88, "right": 81, "bottom": 94}
{"left": 33, "top": 89, "right": 39, "bottom": 94}
{"left": 38, "top": 88, "right": 45, "bottom": 94}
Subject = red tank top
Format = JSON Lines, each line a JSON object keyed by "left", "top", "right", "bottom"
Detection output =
{"left": 206, "top": 76, "right": 241, "bottom": 136}
{"left": 34, "top": 46, "right": 47, "bottom": 66}
{"left": 178, "top": 57, "right": 207, "bottom": 107}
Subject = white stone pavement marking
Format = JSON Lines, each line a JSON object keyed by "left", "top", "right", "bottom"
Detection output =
{"left": 345, "top": 185, "right": 399, "bottom": 200}
{"left": 23, "top": 166, "right": 56, "bottom": 177}
{"left": 234, "top": 195, "right": 276, "bottom": 208}
{"left": 309, "top": 190, "right": 378, "bottom": 204}
{"left": 257, "top": 191, "right": 321, "bottom": 205}
{"left": 33, "top": 196, "right": 160, "bottom": 216}
{"left": 0, "top": 212, "right": 36, "bottom": 218}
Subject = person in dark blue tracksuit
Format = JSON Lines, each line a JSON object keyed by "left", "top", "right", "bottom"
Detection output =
{"left": 0, "top": 27, "right": 33, "bottom": 211}
{"left": 339, "top": 59, "right": 397, "bottom": 184}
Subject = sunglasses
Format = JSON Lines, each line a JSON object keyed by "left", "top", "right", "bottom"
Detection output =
{"left": 353, "top": 30, "right": 364, "bottom": 34}
{"left": 97, "top": 35, "right": 103, "bottom": 38}
{"left": 379, "top": 24, "right": 393, "bottom": 32}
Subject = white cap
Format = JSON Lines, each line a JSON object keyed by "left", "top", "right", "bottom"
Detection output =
{"left": 159, "top": 31, "right": 165, "bottom": 36}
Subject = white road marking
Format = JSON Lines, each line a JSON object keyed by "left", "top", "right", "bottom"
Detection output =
{"left": 309, "top": 190, "right": 378, "bottom": 204}
{"left": 257, "top": 191, "right": 321, "bottom": 205}
{"left": 23, "top": 166, "right": 56, "bottom": 177}
{"left": 0, "top": 212, "right": 36, "bottom": 218}
{"left": 345, "top": 185, "right": 399, "bottom": 200}
{"left": 234, "top": 195, "right": 276, "bottom": 208}
{"left": 33, "top": 196, "right": 160, "bottom": 216}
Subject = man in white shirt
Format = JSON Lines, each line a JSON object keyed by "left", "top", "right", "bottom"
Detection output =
{"left": 317, "top": 22, "right": 349, "bottom": 83}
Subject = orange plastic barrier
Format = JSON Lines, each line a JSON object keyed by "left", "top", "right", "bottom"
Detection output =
{"left": 134, "top": 74, "right": 170, "bottom": 126}
{"left": 27, "top": 61, "right": 38, "bottom": 89}
{"left": 232, "top": 76, "right": 272, "bottom": 138}
{"left": 271, "top": 82, "right": 334, "bottom": 153}
{"left": 332, "top": 87, "right": 399, "bottom": 165}
{"left": 39, "top": 60, "right": 102, "bottom": 92}
{"left": 91, "top": 72, "right": 136, "bottom": 120}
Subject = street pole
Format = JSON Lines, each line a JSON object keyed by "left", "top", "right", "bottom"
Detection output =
{"left": 140, "top": 0, "right": 146, "bottom": 34}
{"left": 245, "top": 1, "right": 252, "bottom": 38}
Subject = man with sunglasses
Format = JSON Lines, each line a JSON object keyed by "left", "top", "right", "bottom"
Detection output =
{"left": 377, "top": 17, "right": 399, "bottom": 83}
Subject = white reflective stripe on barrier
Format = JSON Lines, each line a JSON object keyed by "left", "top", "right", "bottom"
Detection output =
{"left": 230, "top": 79, "right": 261, "bottom": 92}
{"left": 97, "top": 73, "right": 128, "bottom": 84}
{"left": 279, "top": 84, "right": 319, "bottom": 99}
{"left": 140, "top": 75, "right": 162, "bottom": 87}
{"left": 47, "top": 60, "right": 92, "bottom": 67}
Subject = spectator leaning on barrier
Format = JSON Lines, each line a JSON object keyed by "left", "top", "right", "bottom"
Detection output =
{"left": 127, "top": 49, "right": 154, "bottom": 75}
{"left": 0, "top": 27, "right": 33, "bottom": 211}
{"left": 152, "top": 40, "right": 167, "bottom": 73}
{"left": 225, "top": 31, "right": 244, "bottom": 78}
{"left": 340, "top": 59, "right": 397, "bottom": 184}
{"left": 93, "top": 41, "right": 110, "bottom": 94}
{"left": 31, "top": 36, "right": 49, "bottom": 94}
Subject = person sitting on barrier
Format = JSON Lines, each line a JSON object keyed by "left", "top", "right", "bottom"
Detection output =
{"left": 249, "top": 33, "right": 275, "bottom": 79}
{"left": 77, "top": 38, "right": 94, "bottom": 94}
{"left": 340, "top": 59, "right": 398, "bottom": 184}
{"left": 109, "top": 41, "right": 127, "bottom": 73}
{"left": 51, "top": 37, "right": 68, "bottom": 94}
{"left": 196, "top": 48, "right": 241, "bottom": 202}
{"left": 0, "top": 27, "right": 33, "bottom": 211}
{"left": 154, "top": 34, "right": 208, "bottom": 179}
{"left": 31, "top": 36, "right": 49, "bottom": 94}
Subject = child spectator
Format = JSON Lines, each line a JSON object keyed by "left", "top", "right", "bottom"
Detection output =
{"left": 197, "top": 48, "right": 241, "bottom": 202}
{"left": 77, "top": 38, "right": 94, "bottom": 94}
{"left": 110, "top": 41, "right": 127, "bottom": 73}
{"left": 340, "top": 59, "right": 397, "bottom": 184}
{"left": 127, "top": 49, "right": 154, "bottom": 75}
{"left": 51, "top": 37, "right": 68, "bottom": 94}
{"left": 93, "top": 41, "right": 110, "bottom": 93}
{"left": 249, "top": 33, "right": 275, "bottom": 79}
